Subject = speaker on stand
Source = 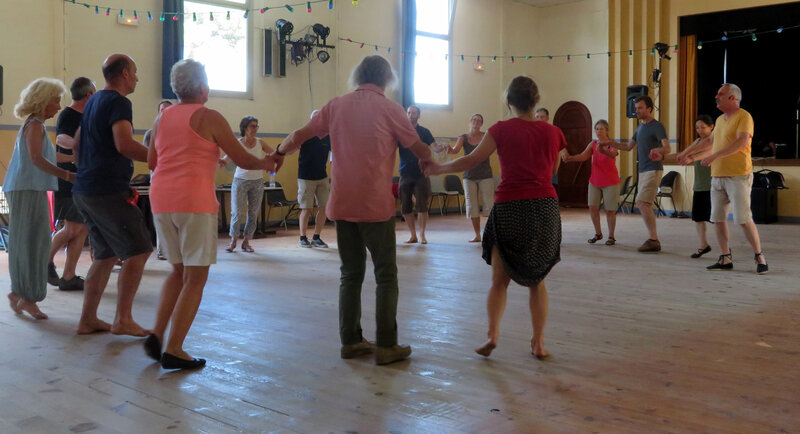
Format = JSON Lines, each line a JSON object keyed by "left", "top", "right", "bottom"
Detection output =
{"left": 626, "top": 85, "right": 648, "bottom": 119}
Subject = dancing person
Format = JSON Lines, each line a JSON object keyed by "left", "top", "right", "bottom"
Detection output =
{"left": 5, "top": 78, "right": 75, "bottom": 319}
{"left": 49, "top": 77, "right": 95, "bottom": 290}
{"left": 602, "top": 96, "right": 670, "bottom": 252}
{"left": 222, "top": 116, "right": 273, "bottom": 253}
{"left": 678, "top": 84, "right": 768, "bottom": 274}
{"left": 142, "top": 99, "right": 173, "bottom": 260}
{"left": 144, "top": 59, "right": 279, "bottom": 370}
{"left": 276, "top": 55, "right": 434, "bottom": 365}
{"left": 297, "top": 111, "right": 331, "bottom": 248}
{"left": 422, "top": 76, "right": 566, "bottom": 359}
{"left": 534, "top": 107, "right": 549, "bottom": 122}
{"left": 398, "top": 105, "right": 435, "bottom": 244}
{"left": 72, "top": 54, "right": 152, "bottom": 336}
{"left": 675, "top": 115, "right": 715, "bottom": 258}
{"left": 562, "top": 120, "right": 620, "bottom": 245}
{"left": 449, "top": 113, "right": 494, "bottom": 242}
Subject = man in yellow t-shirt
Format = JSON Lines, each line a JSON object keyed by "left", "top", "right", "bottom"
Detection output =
{"left": 678, "top": 83, "right": 768, "bottom": 274}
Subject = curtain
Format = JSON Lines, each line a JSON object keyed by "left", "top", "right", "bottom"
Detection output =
{"left": 162, "top": 0, "right": 184, "bottom": 99}
{"left": 677, "top": 34, "right": 697, "bottom": 151}
{"left": 401, "top": 0, "right": 416, "bottom": 108}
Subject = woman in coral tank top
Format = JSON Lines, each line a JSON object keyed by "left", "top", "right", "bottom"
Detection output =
{"left": 143, "top": 59, "right": 278, "bottom": 370}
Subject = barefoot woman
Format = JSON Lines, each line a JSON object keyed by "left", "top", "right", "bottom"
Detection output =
{"left": 422, "top": 76, "right": 565, "bottom": 358}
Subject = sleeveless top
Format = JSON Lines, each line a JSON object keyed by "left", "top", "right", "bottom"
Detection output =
{"left": 461, "top": 133, "right": 492, "bottom": 180}
{"left": 233, "top": 139, "right": 266, "bottom": 180}
{"left": 150, "top": 104, "right": 221, "bottom": 214}
{"left": 3, "top": 117, "right": 58, "bottom": 192}
{"left": 589, "top": 140, "right": 621, "bottom": 188}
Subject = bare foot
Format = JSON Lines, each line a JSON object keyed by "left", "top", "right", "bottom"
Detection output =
{"left": 468, "top": 236, "right": 481, "bottom": 243}
{"left": 404, "top": 237, "right": 418, "bottom": 244}
{"left": 8, "top": 293, "right": 23, "bottom": 314}
{"left": 531, "top": 341, "right": 550, "bottom": 359}
{"left": 420, "top": 236, "right": 427, "bottom": 245}
{"left": 77, "top": 317, "right": 112, "bottom": 334}
{"left": 111, "top": 320, "right": 150, "bottom": 337}
{"left": 17, "top": 299, "right": 48, "bottom": 320}
{"left": 225, "top": 238, "right": 237, "bottom": 253}
{"left": 475, "top": 339, "right": 497, "bottom": 357}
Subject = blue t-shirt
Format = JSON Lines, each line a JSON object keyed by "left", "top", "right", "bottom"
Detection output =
{"left": 73, "top": 90, "right": 134, "bottom": 195}
{"left": 298, "top": 136, "right": 331, "bottom": 181}
{"left": 398, "top": 124, "right": 435, "bottom": 178}
{"left": 632, "top": 119, "right": 667, "bottom": 173}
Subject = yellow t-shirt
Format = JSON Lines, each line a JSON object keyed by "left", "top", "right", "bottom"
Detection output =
{"left": 711, "top": 109, "right": 754, "bottom": 177}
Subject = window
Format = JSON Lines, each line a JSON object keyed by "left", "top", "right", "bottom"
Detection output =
{"left": 413, "top": 0, "right": 453, "bottom": 106}
{"left": 183, "top": 0, "right": 251, "bottom": 97}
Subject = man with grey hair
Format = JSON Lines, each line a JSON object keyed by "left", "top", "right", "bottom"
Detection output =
{"left": 48, "top": 77, "right": 96, "bottom": 291}
{"left": 275, "top": 55, "right": 434, "bottom": 365}
{"left": 73, "top": 53, "right": 153, "bottom": 336}
{"left": 678, "top": 83, "right": 768, "bottom": 274}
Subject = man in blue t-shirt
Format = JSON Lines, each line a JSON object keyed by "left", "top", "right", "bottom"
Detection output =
{"left": 297, "top": 111, "right": 332, "bottom": 248}
{"left": 604, "top": 96, "right": 670, "bottom": 252}
{"left": 72, "top": 54, "right": 153, "bottom": 337}
{"left": 398, "top": 105, "right": 435, "bottom": 244}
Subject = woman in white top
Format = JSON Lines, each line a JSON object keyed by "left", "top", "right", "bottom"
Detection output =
{"left": 222, "top": 116, "right": 273, "bottom": 252}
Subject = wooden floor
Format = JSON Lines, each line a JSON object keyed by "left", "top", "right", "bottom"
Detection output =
{"left": 1, "top": 209, "right": 798, "bottom": 433}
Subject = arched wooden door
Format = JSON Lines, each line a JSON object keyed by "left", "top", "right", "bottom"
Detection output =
{"left": 554, "top": 101, "right": 593, "bottom": 207}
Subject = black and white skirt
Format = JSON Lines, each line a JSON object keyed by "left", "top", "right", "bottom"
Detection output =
{"left": 482, "top": 198, "right": 561, "bottom": 286}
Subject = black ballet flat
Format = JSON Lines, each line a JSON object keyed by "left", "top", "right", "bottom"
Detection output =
{"left": 691, "top": 245, "right": 712, "bottom": 258}
{"left": 144, "top": 334, "right": 162, "bottom": 362}
{"left": 161, "top": 352, "right": 206, "bottom": 370}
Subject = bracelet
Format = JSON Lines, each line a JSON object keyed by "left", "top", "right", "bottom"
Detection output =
{"left": 275, "top": 145, "right": 286, "bottom": 156}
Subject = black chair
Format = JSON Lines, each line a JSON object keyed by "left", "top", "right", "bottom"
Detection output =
{"left": 617, "top": 175, "right": 635, "bottom": 213}
{"left": 655, "top": 171, "right": 680, "bottom": 217}
{"left": 444, "top": 175, "right": 465, "bottom": 214}
{"left": 265, "top": 181, "right": 300, "bottom": 229}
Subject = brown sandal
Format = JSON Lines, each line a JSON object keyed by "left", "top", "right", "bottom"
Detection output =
{"left": 605, "top": 237, "right": 616, "bottom": 246}
{"left": 241, "top": 243, "right": 254, "bottom": 253}
{"left": 225, "top": 239, "right": 236, "bottom": 253}
{"left": 587, "top": 234, "right": 603, "bottom": 244}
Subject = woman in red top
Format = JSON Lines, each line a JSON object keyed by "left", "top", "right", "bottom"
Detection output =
{"left": 562, "top": 120, "right": 621, "bottom": 245}
{"left": 422, "top": 76, "right": 566, "bottom": 359}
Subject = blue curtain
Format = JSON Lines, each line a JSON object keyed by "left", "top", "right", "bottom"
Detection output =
{"left": 402, "top": 0, "right": 416, "bottom": 108}
{"left": 162, "top": 0, "right": 183, "bottom": 99}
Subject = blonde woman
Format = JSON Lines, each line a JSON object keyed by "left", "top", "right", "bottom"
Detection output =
{"left": 4, "top": 78, "right": 75, "bottom": 319}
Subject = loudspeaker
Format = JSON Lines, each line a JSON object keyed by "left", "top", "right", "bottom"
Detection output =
{"left": 626, "top": 85, "right": 648, "bottom": 118}
{"left": 264, "top": 30, "right": 273, "bottom": 76}
{"left": 751, "top": 187, "right": 778, "bottom": 224}
{"left": 0, "top": 65, "right": 4, "bottom": 106}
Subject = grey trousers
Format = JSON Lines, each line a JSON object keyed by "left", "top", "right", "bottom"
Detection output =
{"left": 230, "top": 177, "right": 264, "bottom": 238}
{"left": 6, "top": 190, "right": 51, "bottom": 302}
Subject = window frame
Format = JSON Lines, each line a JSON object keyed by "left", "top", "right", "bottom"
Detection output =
{"left": 412, "top": 0, "right": 456, "bottom": 109}
{"left": 183, "top": 0, "right": 253, "bottom": 99}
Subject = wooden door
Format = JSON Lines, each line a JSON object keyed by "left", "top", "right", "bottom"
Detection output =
{"left": 553, "top": 101, "right": 593, "bottom": 207}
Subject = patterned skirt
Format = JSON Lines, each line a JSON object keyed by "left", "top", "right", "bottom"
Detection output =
{"left": 481, "top": 198, "right": 561, "bottom": 287}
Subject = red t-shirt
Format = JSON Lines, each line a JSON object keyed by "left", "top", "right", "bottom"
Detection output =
{"left": 488, "top": 118, "right": 567, "bottom": 203}
{"left": 589, "top": 140, "right": 621, "bottom": 188}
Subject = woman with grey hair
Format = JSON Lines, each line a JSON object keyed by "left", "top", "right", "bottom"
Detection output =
{"left": 144, "top": 58, "right": 279, "bottom": 370}
{"left": 5, "top": 78, "right": 76, "bottom": 319}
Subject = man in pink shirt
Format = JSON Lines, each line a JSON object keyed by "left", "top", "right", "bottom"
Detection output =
{"left": 276, "top": 55, "right": 433, "bottom": 365}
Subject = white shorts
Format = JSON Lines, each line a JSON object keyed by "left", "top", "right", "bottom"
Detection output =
{"left": 463, "top": 178, "right": 495, "bottom": 218}
{"left": 710, "top": 174, "right": 753, "bottom": 225}
{"left": 297, "top": 178, "right": 331, "bottom": 209}
{"left": 154, "top": 213, "right": 218, "bottom": 266}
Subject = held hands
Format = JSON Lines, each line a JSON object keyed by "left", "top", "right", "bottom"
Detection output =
{"left": 217, "top": 158, "right": 227, "bottom": 168}
{"left": 700, "top": 154, "right": 717, "bottom": 167}
{"left": 648, "top": 149, "right": 663, "bottom": 162}
{"left": 676, "top": 151, "right": 692, "bottom": 166}
{"left": 419, "top": 159, "right": 441, "bottom": 176}
{"left": 266, "top": 151, "right": 284, "bottom": 173}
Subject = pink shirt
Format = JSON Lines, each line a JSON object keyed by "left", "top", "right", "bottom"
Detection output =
{"left": 150, "top": 104, "right": 221, "bottom": 214}
{"left": 589, "top": 141, "right": 620, "bottom": 188}
{"left": 488, "top": 118, "right": 567, "bottom": 203}
{"left": 307, "top": 84, "right": 420, "bottom": 222}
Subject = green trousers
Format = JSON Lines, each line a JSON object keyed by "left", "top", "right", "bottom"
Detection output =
{"left": 336, "top": 218, "right": 399, "bottom": 347}
{"left": 6, "top": 190, "right": 51, "bottom": 302}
